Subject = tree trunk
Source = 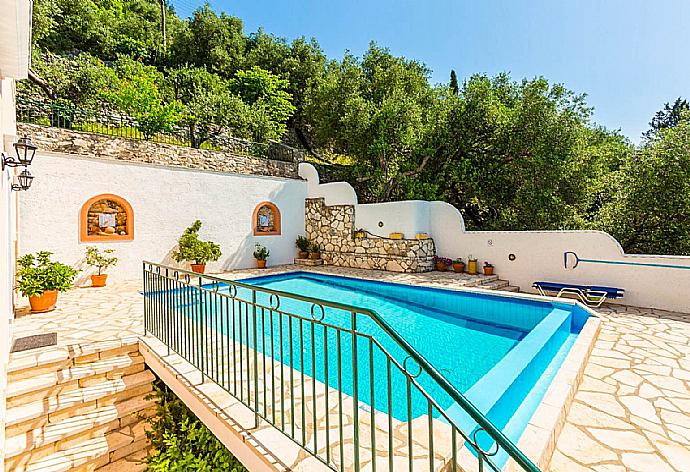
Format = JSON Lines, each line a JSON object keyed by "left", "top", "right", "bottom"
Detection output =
{"left": 28, "top": 69, "right": 57, "bottom": 100}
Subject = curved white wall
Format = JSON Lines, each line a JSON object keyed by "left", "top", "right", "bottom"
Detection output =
{"left": 21, "top": 153, "right": 307, "bottom": 282}
{"left": 298, "top": 163, "right": 357, "bottom": 206}
{"left": 355, "top": 200, "right": 432, "bottom": 237}
{"left": 303, "top": 166, "right": 690, "bottom": 313}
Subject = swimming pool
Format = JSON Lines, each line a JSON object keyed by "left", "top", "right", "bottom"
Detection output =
{"left": 178, "top": 271, "right": 589, "bottom": 462}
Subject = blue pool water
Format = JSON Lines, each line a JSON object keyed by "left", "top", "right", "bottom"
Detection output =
{"left": 177, "top": 271, "right": 589, "bottom": 459}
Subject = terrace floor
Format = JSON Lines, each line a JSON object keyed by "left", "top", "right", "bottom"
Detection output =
{"left": 10, "top": 265, "right": 690, "bottom": 471}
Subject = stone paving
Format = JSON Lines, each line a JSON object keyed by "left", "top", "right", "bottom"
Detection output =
{"left": 550, "top": 305, "right": 690, "bottom": 472}
{"left": 11, "top": 265, "right": 502, "bottom": 347}
{"left": 11, "top": 264, "right": 690, "bottom": 471}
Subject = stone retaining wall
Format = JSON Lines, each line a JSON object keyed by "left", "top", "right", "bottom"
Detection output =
{"left": 18, "top": 123, "right": 301, "bottom": 179}
{"left": 305, "top": 198, "right": 435, "bottom": 273}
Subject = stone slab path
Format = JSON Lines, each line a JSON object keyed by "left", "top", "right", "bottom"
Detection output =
{"left": 11, "top": 265, "right": 690, "bottom": 471}
{"left": 550, "top": 305, "right": 690, "bottom": 472}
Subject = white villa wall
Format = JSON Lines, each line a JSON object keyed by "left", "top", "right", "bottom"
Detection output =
{"left": 1, "top": 0, "right": 30, "bottom": 457}
{"left": 300, "top": 163, "right": 690, "bottom": 313}
{"left": 0, "top": 76, "right": 19, "bottom": 471}
{"left": 355, "top": 200, "right": 432, "bottom": 237}
{"left": 436, "top": 229, "right": 690, "bottom": 313}
{"left": 21, "top": 153, "right": 307, "bottom": 282}
{"left": 298, "top": 163, "right": 357, "bottom": 206}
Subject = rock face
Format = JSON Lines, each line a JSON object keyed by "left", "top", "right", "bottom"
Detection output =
{"left": 305, "top": 198, "right": 435, "bottom": 273}
{"left": 18, "top": 123, "right": 301, "bottom": 179}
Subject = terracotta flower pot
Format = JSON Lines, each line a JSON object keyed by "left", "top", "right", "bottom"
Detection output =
{"left": 452, "top": 263, "right": 465, "bottom": 273}
{"left": 256, "top": 259, "right": 267, "bottom": 269}
{"left": 90, "top": 274, "right": 108, "bottom": 287}
{"left": 309, "top": 252, "right": 321, "bottom": 260}
{"left": 190, "top": 263, "right": 206, "bottom": 274}
{"left": 483, "top": 266, "right": 494, "bottom": 276}
{"left": 298, "top": 251, "right": 309, "bottom": 259}
{"left": 435, "top": 262, "right": 448, "bottom": 272}
{"left": 29, "top": 290, "right": 59, "bottom": 313}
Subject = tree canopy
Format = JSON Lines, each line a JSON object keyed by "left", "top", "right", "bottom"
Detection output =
{"left": 23, "top": 0, "right": 690, "bottom": 256}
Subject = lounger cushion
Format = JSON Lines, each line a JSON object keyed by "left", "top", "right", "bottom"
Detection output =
{"left": 533, "top": 281, "right": 625, "bottom": 299}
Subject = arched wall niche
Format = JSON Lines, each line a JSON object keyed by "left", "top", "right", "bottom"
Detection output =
{"left": 80, "top": 193, "right": 134, "bottom": 242}
{"left": 253, "top": 201, "right": 281, "bottom": 236}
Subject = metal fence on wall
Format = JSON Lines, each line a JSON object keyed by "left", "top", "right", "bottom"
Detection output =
{"left": 15, "top": 96, "right": 302, "bottom": 163}
{"left": 142, "top": 261, "right": 541, "bottom": 472}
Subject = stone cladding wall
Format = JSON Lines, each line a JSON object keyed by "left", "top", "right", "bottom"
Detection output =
{"left": 305, "top": 198, "right": 435, "bottom": 273}
{"left": 18, "top": 123, "right": 301, "bottom": 179}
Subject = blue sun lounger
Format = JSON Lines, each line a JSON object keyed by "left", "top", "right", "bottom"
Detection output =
{"left": 533, "top": 281, "right": 625, "bottom": 307}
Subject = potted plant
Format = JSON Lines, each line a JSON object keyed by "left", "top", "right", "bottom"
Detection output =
{"left": 84, "top": 246, "right": 118, "bottom": 287}
{"left": 308, "top": 242, "right": 321, "bottom": 260}
{"left": 295, "top": 235, "right": 310, "bottom": 259}
{"left": 17, "top": 251, "right": 77, "bottom": 313}
{"left": 452, "top": 258, "right": 465, "bottom": 273}
{"left": 173, "top": 220, "right": 222, "bottom": 274}
{"left": 433, "top": 256, "right": 452, "bottom": 272}
{"left": 354, "top": 229, "right": 367, "bottom": 239}
{"left": 467, "top": 256, "right": 478, "bottom": 275}
{"left": 253, "top": 244, "right": 270, "bottom": 268}
{"left": 483, "top": 262, "right": 495, "bottom": 276}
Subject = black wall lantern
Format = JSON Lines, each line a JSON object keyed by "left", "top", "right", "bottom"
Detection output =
{"left": 2, "top": 136, "right": 38, "bottom": 191}
{"left": 12, "top": 170, "right": 34, "bottom": 191}
{"left": 2, "top": 136, "right": 37, "bottom": 170}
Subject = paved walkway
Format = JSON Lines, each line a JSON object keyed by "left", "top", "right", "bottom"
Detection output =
{"left": 550, "top": 305, "right": 690, "bottom": 472}
{"left": 11, "top": 265, "right": 690, "bottom": 471}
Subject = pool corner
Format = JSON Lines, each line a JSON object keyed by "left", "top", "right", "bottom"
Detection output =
{"left": 506, "top": 313, "right": 602, "bottom": 471}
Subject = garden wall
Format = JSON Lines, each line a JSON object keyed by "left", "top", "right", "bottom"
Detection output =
{"left": 299, "top": 163, "right": 690, "bottom": 313}
{"left": 20, "top": 152, "right": 307, "bottom": 281}
{"left": 17, "top": 123, "right": 301, "bottom": 179}
{"left": 305, "top": 198, "right": 435, "bottom": 273}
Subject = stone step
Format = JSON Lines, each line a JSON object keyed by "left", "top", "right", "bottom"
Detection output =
{"left": 6, "top": 370, "right": 154, "bottom": 431}
{"left": 94, "top": 447, "right": 148, "bottom": 472}
{"left": 8, "top": 339, "right": 139, "bottom": 380}
{"left": 6, "top": 353, "right": 144, "bottom": 401}
{"left": 6, "top": 405, "right": 119, "bottom": 460}
{"left": 480, "top": 278, "right": 509, "bottom": 290}
{"left": 103, "top": 423, "right": 150, "bottom": 466}
{"left": 5, "top": 394, "right": 155, "bottom": 472}
{"left": 8, "top": 435, "right": 111, "bottom": 472}
{"left": 472, "top": 274, "right": 499, "bottom": 286}
{"left": 501, "top": 285, "right": 521, "bottom": 293}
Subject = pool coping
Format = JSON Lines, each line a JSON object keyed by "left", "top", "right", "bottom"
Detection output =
{"left": 232, "top": 269, "right": 603, "bottom": 470}
{"left": 504, "top": 314, "right": 601, "bottom": 471}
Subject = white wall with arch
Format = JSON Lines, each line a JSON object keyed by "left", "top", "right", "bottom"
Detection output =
{"left": 21, "top": 153, "right": 308, "bottom": 282}
{"left": 299, "top": 163, "right": 690, "bottom": 313}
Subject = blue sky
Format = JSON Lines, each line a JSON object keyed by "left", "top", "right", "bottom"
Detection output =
{"left": 171, "top": 0, "right": 690, "bottom": 143}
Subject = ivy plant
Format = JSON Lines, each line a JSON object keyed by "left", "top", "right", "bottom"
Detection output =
{"left": 16, "top": 251, "right": 77, "bottom": 297}
{"left": 146, "top": 380, "right": 248, "bottom": 472}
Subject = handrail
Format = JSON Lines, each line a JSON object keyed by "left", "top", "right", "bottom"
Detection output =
{"left": 142, "top": 261, "right": 540, "bottom": 471}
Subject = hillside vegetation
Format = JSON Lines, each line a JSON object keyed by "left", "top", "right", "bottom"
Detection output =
{"left": 25, "top": 0, "right": 690, "bottom": 255}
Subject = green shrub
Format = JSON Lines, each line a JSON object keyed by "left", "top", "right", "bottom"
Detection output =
{"left": 252, "top": 243, "right": 270, "bottom": 260}
{"left": 173, "top": 220, "right": 222, "bottom": 265}
{"left": 16, "top": 251, "right": 77, "bottom": 297}
{"left": 295, "top": 235, "right": 310, "bottom": 252}
{"left": 146, "top": 380, "right": 247, "bottom": 471}
{"left": 84, "top": 246, "right": 118, "bottom": 275}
